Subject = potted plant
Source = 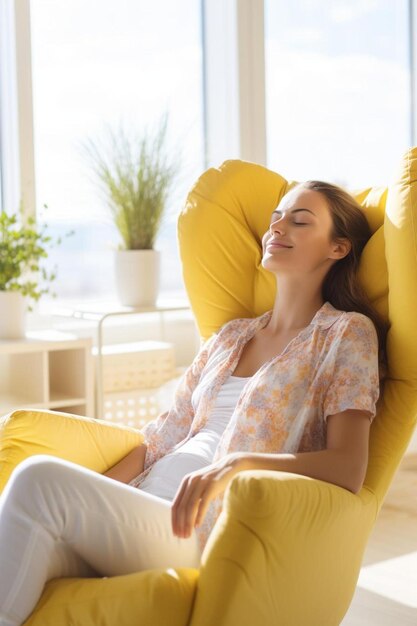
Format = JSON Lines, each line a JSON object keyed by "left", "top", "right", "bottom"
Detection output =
{"left": 83, "top": 113, "right": 180, "bottom": 307}
{"left": 0, "top": 209, "right": 71, "bottom": 339}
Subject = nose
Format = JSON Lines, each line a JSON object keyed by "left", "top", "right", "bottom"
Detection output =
{"left": 270, "top": 215, "right": 286, "bottom": 235}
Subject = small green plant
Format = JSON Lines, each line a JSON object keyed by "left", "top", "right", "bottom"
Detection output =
{"left": 0, "top": 208, "right": 73, "bottom": 310}
{"left": 82, "top": 112, "right": 181, "bottom": 250}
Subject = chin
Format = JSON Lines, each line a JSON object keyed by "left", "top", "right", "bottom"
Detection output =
{"left": 261, "top": 255, "right": 293, "bottom": 276}
{"left": 261, "top": 257, "right": 279, "bottom": 271}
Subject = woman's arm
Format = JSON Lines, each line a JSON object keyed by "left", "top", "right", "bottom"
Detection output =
{"left": 103, "top": 443, "right": 148, "bottom": 484}
{"left": 171, "top": 411, "right": 372, "bottom": 538}
{"left": 237, "top": 408, "right": 371, "bottom": 494}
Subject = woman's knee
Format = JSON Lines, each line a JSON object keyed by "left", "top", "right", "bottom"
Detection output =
{"left": 2, "top": 456, "right": 79, "bottom": 526}
{"left": 7, "top": 455, "right": 70, "bottom": 496}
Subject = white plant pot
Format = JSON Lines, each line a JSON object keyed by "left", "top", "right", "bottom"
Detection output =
{"left": 0, "top": 292, "right": 27, "bottom": 339}
{"left": 114, "top": 249, "right": 161, "bottom": 307}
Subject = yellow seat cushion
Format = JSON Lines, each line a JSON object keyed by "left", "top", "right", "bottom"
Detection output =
{"left": 24, "top": 567, "right": 199, "bottom": 626}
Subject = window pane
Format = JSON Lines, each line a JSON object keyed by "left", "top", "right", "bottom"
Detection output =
{"left": 30, "top": 0, "right": 203, "bottom": 300}
{"left": 265, "top": 0, "right": 410, "bottom": 188}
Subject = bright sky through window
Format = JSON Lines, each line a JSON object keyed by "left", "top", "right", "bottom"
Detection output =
{"left": 30, "top": 0, "right": 203, "bottom": 299}
{"left": 265, "top": 0, "right": 410, "bottom": 188}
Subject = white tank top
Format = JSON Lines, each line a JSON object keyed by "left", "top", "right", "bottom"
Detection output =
{"left": 137, "top": 374, "right": 252, "bottom": 501}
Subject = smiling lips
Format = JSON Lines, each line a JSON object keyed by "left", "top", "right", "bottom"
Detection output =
{"left": 267, "top": 241, "right": 293, "bottom": 249}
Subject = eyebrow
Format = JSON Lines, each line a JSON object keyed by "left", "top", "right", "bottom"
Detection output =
{"left": 271, "top": 208, "right": 317, "bottom": 217}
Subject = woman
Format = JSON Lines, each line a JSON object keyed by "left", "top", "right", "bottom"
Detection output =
{"left": 0, "top": 181, "right": 389, "bottom": 626}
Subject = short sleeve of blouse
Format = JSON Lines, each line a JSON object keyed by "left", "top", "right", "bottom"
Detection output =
{"left": 323, "top": 314, "right": 380, "bottom": 424}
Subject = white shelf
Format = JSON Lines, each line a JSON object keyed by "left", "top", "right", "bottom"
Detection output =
{"left": 48, "top": 392, "right": 87, "bottom": 407}
{"left": 0, "top": 396, "right": 47, "bottom": 414}
{"left": 0, "top": 332, "right": 94, "bottom": 418}
{"left": 0, "top": 330, "right": 91, "bottom": 353}
{"left": 51, "top": 300, "right": 192, "bottom": 419}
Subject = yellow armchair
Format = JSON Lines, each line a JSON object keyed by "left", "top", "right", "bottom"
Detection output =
{"left": 1, "top": 148, "right": 416, "bottom": 625}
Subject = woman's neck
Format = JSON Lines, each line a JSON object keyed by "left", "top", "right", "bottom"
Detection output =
{"left": 264, "top": 281, "right": 324, "bottom": 337}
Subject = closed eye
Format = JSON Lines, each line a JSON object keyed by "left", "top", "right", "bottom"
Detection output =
{"left": 270, "top": 222, "right": 309, "bottom": 227}
{"left": 269, "top": 221, "right": 309, "bottom": 229}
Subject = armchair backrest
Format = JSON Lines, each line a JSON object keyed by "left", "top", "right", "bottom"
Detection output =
{"left": 177, "top": 151, "right": 417, "bottom": 511}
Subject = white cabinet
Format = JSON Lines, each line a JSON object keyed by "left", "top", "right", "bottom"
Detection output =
{"left": 50, "top": 297, "right": 191, "bottom": 418}
{"left": 0, "top": 330, "right": 93, "bottom": 417}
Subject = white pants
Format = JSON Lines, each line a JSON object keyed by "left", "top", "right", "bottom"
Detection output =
{"left": 0, "top": 455, "right": 202, "bottom": 626}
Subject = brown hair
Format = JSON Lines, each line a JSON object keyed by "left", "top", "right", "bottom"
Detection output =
{"left": 297, "top": 180, "right": 390, "bottom": 382}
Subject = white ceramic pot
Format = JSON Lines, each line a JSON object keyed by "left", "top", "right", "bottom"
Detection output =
{"left": 114, "top": 249, "right": 161, "bottom": 307}
{"left": 0, "top": 291, "right": 27, "bottom": 339}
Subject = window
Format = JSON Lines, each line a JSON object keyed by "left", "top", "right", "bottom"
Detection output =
{"left": 265, "top": 0, "right": 411, "bottom": 188}
{"left": 30, "top": 0, "right": 204, "bottom": 300}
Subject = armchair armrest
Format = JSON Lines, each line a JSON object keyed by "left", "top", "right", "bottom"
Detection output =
{"left": 0, "top": 409, "right": 144, "bottom": 494}
{"left": 191, "top": 471, "right": 378, "bottom": 626}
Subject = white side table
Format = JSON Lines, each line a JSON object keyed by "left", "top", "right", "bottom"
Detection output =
{"left": 0, "top": 330, "right": 94, "bottom": 417}
{"left": 51, "top": 297, "right": 191, "bottom": 418}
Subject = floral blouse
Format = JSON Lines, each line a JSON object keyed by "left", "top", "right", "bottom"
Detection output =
{"left": 129, "top": 301, "right": 381, "bottom": 554}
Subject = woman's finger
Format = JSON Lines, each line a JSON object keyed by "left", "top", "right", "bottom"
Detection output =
{"left": 171, "top": 457, "right": 239, "bottom": 537}
{"left": 171, "top": 474, "right": 192, "bottom": 535}
{"left": 177, "top": 475, "right": 207, "bottom": 538}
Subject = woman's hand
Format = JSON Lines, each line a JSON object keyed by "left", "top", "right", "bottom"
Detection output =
{"left": 171, "top": 452, "right": 247, "bottom": 539}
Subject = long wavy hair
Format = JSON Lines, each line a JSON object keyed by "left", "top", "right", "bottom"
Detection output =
{"left": 296, "top": 180, "right": 390, "bottom": 383}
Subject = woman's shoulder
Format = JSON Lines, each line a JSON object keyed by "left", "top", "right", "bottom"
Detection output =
{"left": 338, "top": 309, "right": 376, "bottom": 332}
{"left": 331, "top": 309, "right": 378, "bottom": 350}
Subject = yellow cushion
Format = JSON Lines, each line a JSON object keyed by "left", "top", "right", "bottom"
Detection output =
{"left": 0, "top": 409, "right": 144, "bottom": 494}
{"left": 179, "top": 161, "right": 288, "bottom": 339}
{"left": 190, "top": 473, "right": 376, "bottom": 626}
{"left": 353, "top": 186, "right": 388, "bottom": 321}
{"left": 24, "top": 567, "right": 198, "bottom": 626}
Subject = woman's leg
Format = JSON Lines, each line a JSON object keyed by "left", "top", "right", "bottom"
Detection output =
{"left": 0, "top": 454, "right": 202, "bottom": 626}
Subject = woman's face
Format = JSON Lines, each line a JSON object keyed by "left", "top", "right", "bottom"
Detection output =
{"left": 261, "top": 187, "right": 345, "bottom": 275}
